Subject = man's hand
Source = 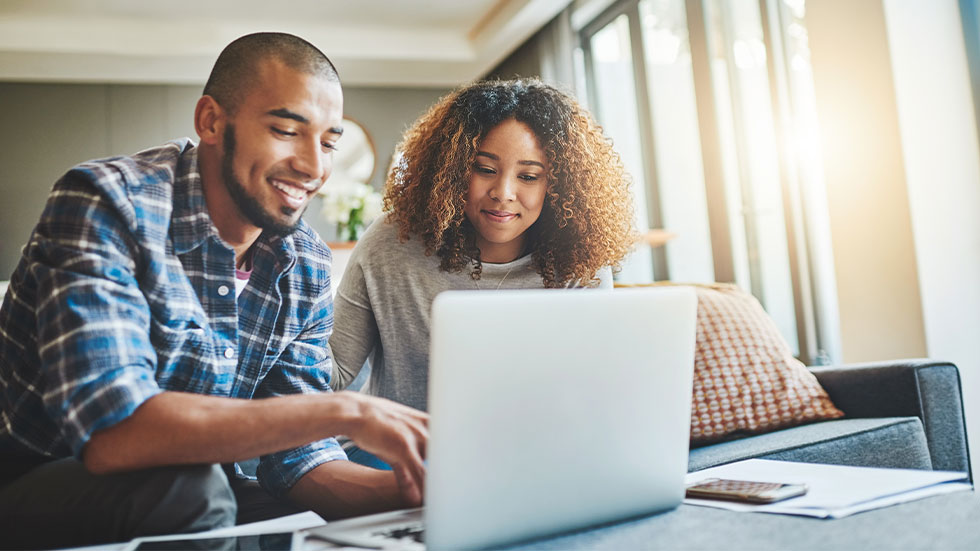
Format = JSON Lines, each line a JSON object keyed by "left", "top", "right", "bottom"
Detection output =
{"left": 82, "top": 390, "right": 428, "bottom": 515}
{"left": 335, "top": 392, "right": 429, "bottom": 506}
{"left": 288, "top": 393, "right": 429, "bottom": 519}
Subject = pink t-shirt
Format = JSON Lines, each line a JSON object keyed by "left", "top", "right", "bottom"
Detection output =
{"left": 235, "top": 267, "right": 251, "bottom": 298}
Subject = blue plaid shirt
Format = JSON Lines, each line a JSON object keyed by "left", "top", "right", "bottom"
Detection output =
{"left": 0, "top": 139, "right": 346, "bottom": 497}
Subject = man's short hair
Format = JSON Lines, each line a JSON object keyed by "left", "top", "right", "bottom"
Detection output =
{"left": 203, "top": 32, "right": 340, "bottom": 114}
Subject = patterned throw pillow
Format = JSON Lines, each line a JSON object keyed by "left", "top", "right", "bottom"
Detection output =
{"left": 686, "top": 283, "right": 844, "bottom": 445}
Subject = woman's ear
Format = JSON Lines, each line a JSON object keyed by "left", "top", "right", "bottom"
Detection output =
{"left": 194, "top": 95, "right": 225, "bottom": 145}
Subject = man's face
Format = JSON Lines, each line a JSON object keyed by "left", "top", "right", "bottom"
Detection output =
{"left": 219, "top": 58, "right": 344, "bottom": 236}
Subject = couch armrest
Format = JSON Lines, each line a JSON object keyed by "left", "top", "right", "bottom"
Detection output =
{"left": 810, "top": 359, "right": 971, "bottom": 477}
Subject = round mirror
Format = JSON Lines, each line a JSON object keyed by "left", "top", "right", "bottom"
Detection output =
{"left": 318, "top": 117, "right": 379, "bottom": 286}
{"left": 330, "top": 116, "right": 377, "bottom": 189}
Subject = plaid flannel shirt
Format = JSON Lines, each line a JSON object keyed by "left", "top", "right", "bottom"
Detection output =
{"left": 0, "top": 139, "right": 346, "bottom": 497}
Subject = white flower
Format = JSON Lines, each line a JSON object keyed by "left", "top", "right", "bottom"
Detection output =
{"left": 362, "top": 191, "right": 383, "bottom": 223}
{"left": 319, "top": 181, "right": 383, "bottom": 237}
{"left": 320, "top": 187, "right": 352, "bottom": 224}
{"left": 351, "top": 182, "right": 369, "bottom": 199}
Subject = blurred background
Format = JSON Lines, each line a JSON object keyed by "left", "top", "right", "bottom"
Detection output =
{"left": 0, "top": 0, "right": 977, "bottom": 473}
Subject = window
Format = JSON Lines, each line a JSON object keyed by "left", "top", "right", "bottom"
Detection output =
{"left": 586, "top": 13, "right": 656, "bottom": 282}
{"left": 638, "top": 0, "right": 715, "bottom": 283}
{"left": 579, "top": 0, "right": 838, "bottom": 363}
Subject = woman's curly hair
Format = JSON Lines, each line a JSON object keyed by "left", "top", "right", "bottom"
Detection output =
{"left": 384, "top": 78, "right": 637, "bottom": 288}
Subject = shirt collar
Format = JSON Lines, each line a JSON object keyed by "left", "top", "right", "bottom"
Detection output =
{"left": 171, "top": 144, "right": 219, "bottom": 255}
{"left": 169, "top": 142, "right": 297, "bottom": 269}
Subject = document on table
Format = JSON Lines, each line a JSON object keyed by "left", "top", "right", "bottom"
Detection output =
{"left": 115, "top": 511, "right": 327, "bottom": 551}
{"left": 684, "top": 459, "right": 973, "bottom": 519}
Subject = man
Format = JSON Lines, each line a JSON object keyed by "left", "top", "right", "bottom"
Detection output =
{"left": 0, "top": 33, "right": 427, "bottom": 549}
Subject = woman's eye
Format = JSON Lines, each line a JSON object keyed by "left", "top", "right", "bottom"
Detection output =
{"left": 520, "top": 174, "right": 541, "bottom": 182}
{"left": 272, "top": 128, "right": 297, "bottom": 137}
{"left": 322, "top": 142, "right": 338, "bottom": 152}
{"left": 474, "top": 165, "right": 496, "bottom": 175}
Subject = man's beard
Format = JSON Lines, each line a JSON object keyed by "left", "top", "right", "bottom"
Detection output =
{"left": 221, "top": 125, "right": 305, "bottom": 237}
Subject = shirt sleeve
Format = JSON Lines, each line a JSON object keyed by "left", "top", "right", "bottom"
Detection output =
{"left": 31, "top": 171, "right": 161, "bottom": 458}
{"left": 253, "top": 280, "right": 348, "bottom": 498}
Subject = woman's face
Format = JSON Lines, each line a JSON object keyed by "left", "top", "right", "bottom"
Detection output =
{"left": 463, "top": 119, "right": 549, "bottom": 263}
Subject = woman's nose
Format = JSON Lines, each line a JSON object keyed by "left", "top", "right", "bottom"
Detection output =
{"left": 489, "top": 176, "right": 517, "bottom": 202}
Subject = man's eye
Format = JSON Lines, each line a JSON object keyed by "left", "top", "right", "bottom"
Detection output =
{"left": 322, "top": 142, "right": 338, "bottom": 152}
{"left": 272, "top": 128, "right": 297, "bottom": 137}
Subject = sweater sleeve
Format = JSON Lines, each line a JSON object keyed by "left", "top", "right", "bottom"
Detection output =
{"left": 328, "top": 242, "right": 381, "bottom": 391}
{"left": 596, "top": 266, "right": 614, "bottom": 289}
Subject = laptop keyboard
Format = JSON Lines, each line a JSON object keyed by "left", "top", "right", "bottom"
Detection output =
{"left": 372, "top": 522, "right": 425, "bottom": 544}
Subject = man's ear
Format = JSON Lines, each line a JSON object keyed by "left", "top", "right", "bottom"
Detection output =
{"left": 194, "top": 95, "right": 226, "bottom": 145}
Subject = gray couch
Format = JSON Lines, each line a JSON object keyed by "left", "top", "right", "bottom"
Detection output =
{"left": 240, "top": 360, "right": 971, "bottom": 482}
{"left": 687, "top": 359, "right": 972, "bottom": 479}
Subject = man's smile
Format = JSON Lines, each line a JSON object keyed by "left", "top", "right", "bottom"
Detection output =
{"left": 271, "top": 178, "right": 314, "bottom": 208}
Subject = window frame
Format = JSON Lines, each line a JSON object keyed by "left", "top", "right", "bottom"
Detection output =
{"left": 578, "top": 0, "right": 827, "bottom": 363}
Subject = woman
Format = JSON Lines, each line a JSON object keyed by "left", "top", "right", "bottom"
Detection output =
{"left": 329, "top": 79, "right": 636, "bottom": 465}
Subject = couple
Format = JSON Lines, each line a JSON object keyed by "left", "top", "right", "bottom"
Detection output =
{"left": 0, "top": 32, "right": 636, "bottom": 548}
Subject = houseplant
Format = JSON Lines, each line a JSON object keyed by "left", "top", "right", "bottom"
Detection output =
{"left": 320, "top": 181, "right": 384, "bottom": 242}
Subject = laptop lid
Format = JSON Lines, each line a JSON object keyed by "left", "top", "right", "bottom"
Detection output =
{"left": 424, "top": 286, "right": 697, "bottom": 550}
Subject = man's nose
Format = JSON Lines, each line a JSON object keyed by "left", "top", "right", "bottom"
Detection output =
{"left": 292, "top": 138, "right": 326, "bottom": 182}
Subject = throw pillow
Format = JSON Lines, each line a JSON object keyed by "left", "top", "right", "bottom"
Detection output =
{"left": 617, "top": 282, "right": 844, "bottom": 444}
{"left": 687, "top": 283, "right": 844, "bottom": 444}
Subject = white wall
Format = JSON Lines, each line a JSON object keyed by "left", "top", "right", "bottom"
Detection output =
{"left": 806, "top": 0, "right": 979, "bottom": 477}
{"left": 0, "top": 83, "right": 448, "bottom": 277}
{"left": 806, "top": 0, "right": 928, "bottom": 362}
{"left": 883, "top": 0, "right": 980, "bottom": 477}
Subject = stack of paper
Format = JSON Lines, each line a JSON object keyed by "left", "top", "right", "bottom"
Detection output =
{"left": 684, "top": 459, "right": 972, "bottom": 518}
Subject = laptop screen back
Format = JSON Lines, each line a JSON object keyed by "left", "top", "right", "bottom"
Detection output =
{"left": 424, "top": 287, "right": 697, "bottom": 550}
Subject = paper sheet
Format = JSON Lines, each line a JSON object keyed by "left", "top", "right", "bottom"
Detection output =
{"left": 683, "top": 459, "right": 972, "bottom": 518}
{"left": 100, "top": 512, "right": 327, "bottom": 551}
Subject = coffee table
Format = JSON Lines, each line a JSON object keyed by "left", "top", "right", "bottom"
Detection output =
{"left": 497, "top": 490, "right": 979, "bottom": 550}
{"left": 100, "top": 490, "right": 979, "bottom": 550}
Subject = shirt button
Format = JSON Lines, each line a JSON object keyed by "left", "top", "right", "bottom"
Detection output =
{"left": 224, "top": 347, "right": 235, "bottom": 359}
{"left": 218, "top": 285, "right": 230, "bottom": 296}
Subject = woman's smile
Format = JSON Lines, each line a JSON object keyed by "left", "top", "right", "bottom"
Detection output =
{"left": 481, "top": 209, "right": 519, "bottom": 223}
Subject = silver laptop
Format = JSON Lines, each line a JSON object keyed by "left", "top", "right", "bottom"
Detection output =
{"left": 304, "top": 286, "right": 697, "bottom": 550}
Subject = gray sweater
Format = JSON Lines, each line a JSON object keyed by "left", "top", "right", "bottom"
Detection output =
{"left": 328, "top": 217, "right": 612, "bottom": 410}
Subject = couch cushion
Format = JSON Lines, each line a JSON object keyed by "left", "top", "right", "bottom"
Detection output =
{"left": 686, "top": 284, "right": 844, "bottom": 443}
{"left": 688, "top": 417, "right": 933, "bottom": 472}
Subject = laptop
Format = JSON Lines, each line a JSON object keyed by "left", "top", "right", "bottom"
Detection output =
{"left": 304, "top": 286, "right": 697, "bottom": 550}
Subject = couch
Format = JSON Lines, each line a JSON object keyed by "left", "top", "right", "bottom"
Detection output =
{"left": 234, "top": 359, "right": 973, "bottom": 506}
{"left": 687, "top": 358, "right": 972, "bottom": 479}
